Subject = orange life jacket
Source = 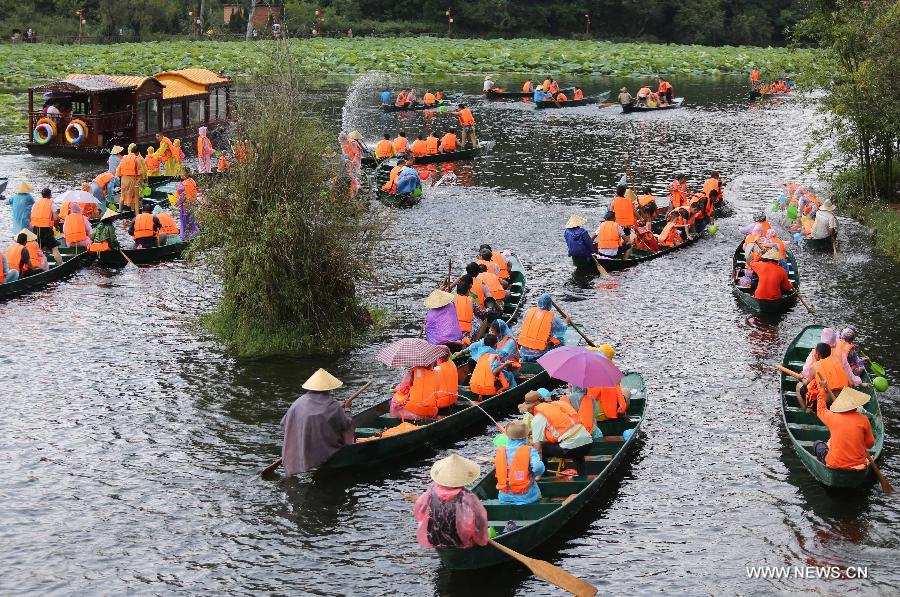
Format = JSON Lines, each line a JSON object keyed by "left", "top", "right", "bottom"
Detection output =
{"left": 31, "top": 197, "right": 54, "bottom": 228}
{"left": 562, "top": 394, "right": 595, "bottom": 433}
{"left": 814, "top": 355, "right": 850, "bottom": 392}
{"left": 588, "top": 386, "right": 626, "bottom": 420}
{"left": 490, "top": 251, "right": 509, "bottom": 279}
{"left": 405, "top": 366, "right": 440, "bottom": 418}
{"left": 534, "top": 401, "right": 582, "bottom": 444}
{"left": 476, "top": 258, "right": 500, "bottom": 277}
{"left": 393, "top": 136, "right": 409, "bottom": 154}
{"left": 457, "top": 108, "right": 475, "bottom": 127}
{"left": 638, "top": 87, "right": 651, "bottom": 96}
{"left": 518, "top": 307, "right": 555, "bottom": 351}
{"left": 470, "top": 278, "right": 486, "bottom": 307}
{"left": 436, "top": 91, "right": 443, "bottom": 101}
{"left": 395, "top": 92, "right": 408, "bottom": 106}
{"left": 58, "top": 202, "right": 72, "bottom": 220}
{"left": 522, "top": 81, "right": 533, "bottom": 93}
{"left": 5, "top": 243, "right": 29, "bottom": 273}
{"left": 573, "top": 89, "right": 584, "bottom": 100}
{"left": 145, "top": 153, "right": 159, "bottom": 171}
{"left": 89, "top": 241, "right": 110, "bottom": 252}
{"left": 94, "top": 172, "right": 115, "bottom": 195}
{"left": 65, "top": 214, "right": 88, "bottom": 244}
{"left": 744, "top": 233, "right": 762, "bottom": 249}
{"left": 25, "top": 240, "right": 44, "bottom": 269}
{"left": 375, "top": 139, "right": 394, "bottom": 159}
{"left": 133, "top": 213, "right": 156, "bottom": 239}
{"left": 440, "top": 133, "right": 457, "bottom": 152}
{"left": 423, "top": 92, "right": 436, "bottom": 106}
{"left": 117, "top": 153, "right": 140, "bottom": 177}
{"left": 611, "top": 196, "right": 636, "bottom": 226}
{"left": 596, "top": 221, "right": 621, "bottom": 249}
{"left": 495, "top": 445, "right": 532, "bottom": 494}
{"left": 638, "top": 194, "right": 656, "bottom": 207}
{"left": 549, "top": 82, "right": 559, "bottom": 94}
{"left": 703, "top": 178, "right": 719, "bottom": 198}
{"left": 556, "top": 92, "right": 568, "bottom": 102}
{"left": 434, "top": 360, "right": 458, "bottom": 408}
{"left": 425, "top": 136, "right": 439, "bottom": 154}
{"left": 411, "top": 139, "right": 427, "bottom": 157}
{"left": 750, "top": 70, "right": 760, "bottom": 82}
{"left": 657, "top": 222, "right": 680, "bottom": 247}
{"left": 469, "top": 352, "right": 509, "bottom": 396}
{"left": 477, "top": 272, "right": 504, "bottom": 300}
{"left": 454, "top": 293, "right": 474, "bottom": 332}
{"left": 669, "top": 180, "right": 688, "bottom": 208}
{"left": 381, "top": 165, "right": 402, "bottom": 193}
{"left": 835, "top": 339, "right": 855, "bottom": 363}
{"left": 157, "top": 212, "right": 180, "bottom": 235}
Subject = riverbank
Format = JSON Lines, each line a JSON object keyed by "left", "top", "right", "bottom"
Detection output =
{"left": 831, "top": 166, "right": 900, "bottom": 260}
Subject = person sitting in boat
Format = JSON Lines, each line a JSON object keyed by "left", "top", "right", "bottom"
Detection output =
{"left": 153, "top": 205, "right": 182, "bottom": 246}
{"left": 440, "top": 131, "right": 458, "bottom": 153}
{"left": 483, "top": 75, "right": 495, "bottom": 92}
{"left": 19, "top": 228, "right": 48, "bottom": 272}
{"left": 800, "top": 328, "right": 856, "bottom": 383}
{"left": 432, "top": 353, "right": 459, "bottom": 409}
{"left": 129, "top": 203, "right": 161, "bottom": 249}
{"left": 453, "top": 274, "right": 488, "bottom": 346}
{"left": 411, "top": 134, "right": 428, "bottom": 158}
{"left": 617, "top": 87, "right": 633, "bottom": 106}
{"left": 422, "top": 91, "right": 437, "bottom": 107}
{"left": 813, "top": 386, "right": 875, "bottom": 471}
{"left": 561, "top": 385, "right": 602, "bottom": 440}
{"left": 586, "top": 345, "right": 631, "bottom": 423}
{"left": 637, "top": 187, "right": 658, "bottom": 225}
{"left": 4, "top": 232, "right": 31, "bottom": 281}
{"left": 835, "top": 328, "right": 866, "bottom": 376}
{"left": 393, "top": 131, "right": 409, "bottom": 157}
{"left": 31, "top": 188, "right": 63, "bottom": 266}
{"left": 573, "top": 87, "right": 584, "bottom": 101}
{"left": 414, "top": 454, "right": 488, "bottom": 549}
{"left": 809, "top": 200, "right": 837, "bottom": 240}
{"left": 658, "top": 78, "right": 674, "bottom": 103}
{"left": 746, "top": 249, "right": 792, "bottom": 301}
{"left": 426, "top": 132, "right": 440, "bottom": 155}
{"left": 564, "top": 214, "right": 595, "bottom": 261}
{"left": 381, "top": 89, "right": 392, "bottom": 106}
{"left": 468, "top": 335, "right": 517, "bottom": 396}
{"left": 518, "top": 292, "right": 570, "bottom": 363}
{"left": 796, "top": 342, "right": 865, "bottom": 412}
{"left": 394, "top": 90, "right": 409, "bottom": 108}
{"left": 646, "top": 92, "right": 659, "bottom": 108}
{"left": 549, "top": 80, "right": 560, "bottom": 95}
{"left": 423, "top": 289, "right": 463, "bottom": 346}
{"left": 375, "top": 133, "right": 395, "bottom": 161}
{"left": 522, "top": 79, "right": 534, "bottom": 93}
{"left": 495, "top": 421, "right": 545, "bottom": 505}
{"left": 734, "top": 266, "right": 754, "bottom": 289}
{"left": 556, "top": 90, "right": 568, "bottom": 102}
{"left": 462, "top": 319, "right": 520, "bottom": 369}
{"left": 62, "top": 203, "right": 93, "bottom": 249}
{"left": 518, "top": 391, "right": 592, "bottom": 477}
{"left": 533, "top": 87, "right": 552, "bottom": 103}
{"left": 668, "top": 174, "right": 688, "bottom": 209}
{"left": 479, "top": 244, "right": 509, "bottom": 283}
{"left": 381, "top": 159, "right": 405, "bottom": 195}
{"left": 391, "top": 360, "right": 444, "bottom": 420}
{"left": 407, "top": 89, "right": 418, "bottom": 105}
{"left": 593, "top": 211, "right": 629, "bottom": 259}
{"left": 396, "top": 162, "right": 422, "bottom": 196}
{"left": 475, "top": 248, "right": 508, "bottom": 289}
{"left": 280, "top": 368, "right": 354, "bottom": 475}
{"left": 435, "top": 89, "right": 445, "bottom": 102}
{"left": 475, "top": 262, "right": 507, "bottom": 307}
{"left": 636, "top": 86, "right": 652, "bottom": 106}
{"left": 750, "top": 67, "right": 761, "bottom": 89}
{"left": 657, "top": 212, "right": 685, "bottom": 248}
{"left": 765, "top": 229, "right": 788, "bottom": 262}
{"left": 89, "top": 209, "right": 120, "bottom": 254}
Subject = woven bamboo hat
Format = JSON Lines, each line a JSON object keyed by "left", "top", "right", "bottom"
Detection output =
{"left": 830, "top": 387, "right": 870, "bottom": 413}
{"left": 818, "top": 200, "right": 836, "bottom": 212}
{"left": 761, "top": 248, "right": 781, "bottom": 261}
{"left": 302, "top": 368, "right": 343, "bottom": 392}
{"left": 430, "top": 454, "right": 481, "bottom": 488}
{"left": 565, "top": 214, "right": 587, "bottom": 229}
{"left": 15, "top": 181, "right": 33, "bottom": 193}
{"left": 110, "top": 145, "right": 124, "bottom": 154}
{"left": 17, "top": 228, "right": 37, "bottom": 242}
{"left": 348, "top": 130, "right": 362, "bottom": 140}
{"left": 423, "top": 289, "right": 454, "bottom": 309}
{"left": 100, "top": 208, "right": 118, "bottom": 221}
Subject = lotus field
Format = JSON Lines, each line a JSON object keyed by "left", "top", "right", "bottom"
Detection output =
{"left": 0, "top": 37, "right": 818, "bottom": 131}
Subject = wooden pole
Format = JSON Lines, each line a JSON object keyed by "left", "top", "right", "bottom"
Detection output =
{"left": 550, "top": 300, "right": 596, "bottom": 347}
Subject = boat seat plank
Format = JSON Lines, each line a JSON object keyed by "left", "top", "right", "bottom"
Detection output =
{"left": 487, "top": 520, "right": 535, "bottom": 529}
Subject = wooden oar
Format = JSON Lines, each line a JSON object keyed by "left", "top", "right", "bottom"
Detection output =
{"left": 858, "top": 352, "right": 886, "bottom": 377}
{"left": 775, "top": 364, "right": 803, "bottom": 380}
{"left": 260, "top": 380, "right": 373, "bottom": 477}
{"left": 489, "top": 539, "right": 598, "bottom": 596}
{"left": 796, "top": 291, "right": 815, "bottom": 314}
{"left": 591, "top": 255, "right": 612, "bottom": 279}
{"left": 868, "top": 455, "right": 894, "bottom": 494}
{"left": 550, "top": 300, "right": 596, "bottom": 347}
{"left": 831, "top": 233, "right": 838, "bottom": 258}
{"left": 119, "top": 249, "right": 138, "bottom": 270}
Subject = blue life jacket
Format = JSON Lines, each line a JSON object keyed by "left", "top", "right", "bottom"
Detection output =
{"left": 381, "top": 90, "right": 391, "bottom": 105}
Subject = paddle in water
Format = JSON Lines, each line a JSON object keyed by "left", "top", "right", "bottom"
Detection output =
{"left": 488, "top": 539, "right": 598, "bottom": 596}
{"left": 261, "top": 380, "right": 373, "bottom": 477}
{"left": 119, "top": 250, "right": 138, "bottom": 270}
{"left": 550, "top": 300, "right": 596, "bottom": 347}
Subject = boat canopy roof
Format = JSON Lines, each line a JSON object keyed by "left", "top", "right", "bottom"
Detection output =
{"left": 31, "top": 68, "right": 229, "bottom": 99}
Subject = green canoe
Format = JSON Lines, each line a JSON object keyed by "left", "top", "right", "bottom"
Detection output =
{"left": 319, "top": 255, "right": 529, "bottom": 469}
{"left": 372, "top": 157, "right": 422, "bottom": 208}
{"left": 779, "top": 325, "right": 885, "bottom": 488}
{"left": 572, "top": 232, "right": 702, "bottom": 273}
{"left": 437, "top": 373, "right": 647, "bottom": 570}
{"left": 803, "top": 235, "right": 834, "bottom": 252}
{"left": 732, "top": 242, "right": 799, "bottom": 314}
{"left": 0, "top": 251, "right": 92, "bottom": 301}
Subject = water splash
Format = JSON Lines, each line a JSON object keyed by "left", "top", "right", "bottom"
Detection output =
{"left": 341, "top": 72, "right": 394, "bottom": 134}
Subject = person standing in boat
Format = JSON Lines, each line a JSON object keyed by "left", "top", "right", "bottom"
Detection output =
{"left": 414, "top": 454, "right": 488, "bottom": 549}
{"left": 116, "top": 144, "right": 145, "bottom": 213}
{"left": 452, "top": 104, "right": 477, "bottom": 148}
{"left": 518, "top": 292, "right": 570, "bottom": 363}
{"left": 30, "top": 188, "right": 63, "bottom": 266}
{"left": 564, "top": 214, "right": 594, "bottom": 261}
{"left": 617, "top": 87, "right": 633, "bottom": 106}
{"left": 813, "top": 387, "right": 875, "bottom": 471}
{"left": 809, "top": 199, "right": 838, "bottom": 240}
{"left": 280, "top": 369, "right": 355, "bottom": 476}
{"left": 7, "top": 181, "right": 35, "bottom": 236}
{"left": 107, "top": 145, "right": 124, "bottom": 175}
{"left": 495, "top": 421, "right": 545, "bottom": 505}
{"left": 196, "top": 126, "right": 215, "bottom": 174}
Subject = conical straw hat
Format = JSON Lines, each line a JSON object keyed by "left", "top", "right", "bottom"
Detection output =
{"left": 830, "top": 387, "right": 870, "bottom": 413}
{"left": 818, "top": 200, "right": 836, "bottom": 212}
{"left": 430, "top": 453, "right": 481, "bottom": 488}
{"left": 100, "top": 208, "right": 119, "bottom": 221}
{"left": 423, "top": 289, "right": 454, "bottom": 309}
{"left": 761, "top": 248, "right": 781, "bottom": 261}
{"left": 110, "top": 145, "right": 124, "bottom": 154}
{"left": 302, "top": 368, "right": 343, "bottom": 391}
{"left": 15, "top": 181, "right": 33, "bottom": 193}
{"left": 565, "top": 214, "right": 587, "bottom": 229}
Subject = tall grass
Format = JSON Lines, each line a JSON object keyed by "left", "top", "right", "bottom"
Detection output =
{"left": 193, "top": 44, "right": 390, "bottom": 357}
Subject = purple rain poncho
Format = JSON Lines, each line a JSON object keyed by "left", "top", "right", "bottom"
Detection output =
{"left": 424, "top": 303, "right": 463, "bottom": 345}
{"left": 279, "top": 391, "right": 354, "bottom": 475}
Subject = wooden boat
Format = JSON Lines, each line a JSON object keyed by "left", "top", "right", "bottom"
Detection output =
{"left": 381, "top": 101, "right": 452, "bottom": 113}
{"left": 361, "top": 144, "right": 483, "bottom": 169}
{"left": 803, "top": 235, "right": 834, "bottom": 252}
{"left": 731, "top": 242, "right": 799, "bottom": 314}
{"left": 372, "top": 158, "right": 422, "bottom": 208}
{"left": 572, "top": 232, "right": 702, "bottom": 273}
{"left": 621, "top": 97, "right": 684, "bottom": 113}
{"left": 319, "top": 256, "right": 530, "bottom": 469}
{"left": 484, "top": 89, "right": 532, "bottom": 100}
{"left": 27, "top": 69, "right": 232, "bottom": 160}
{"left": 0, "top": 177, "right": 8, "bottom": 194}
{"left": 749, "top": 90, "right": 791, "bottom": 100}
{"left": 0, "top": 251, "right": 91, "bottom": 300}
{"left": 779, "top": 325, "right": 884, "bottom": 488}
{"left": 437, "top": 372, "right": 646, "bottom": 570}
{"left": 534, "top": 98, "right": 591, "bottom": 109}
{"left": 61, "top": 240, "right": 189, "bottom": 267}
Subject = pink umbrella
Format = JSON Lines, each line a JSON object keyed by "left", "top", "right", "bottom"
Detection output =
{"left": 376, "top": 338, "right": 449, "bottom": 369}
{"left": 537, "top": 346, "right": 623, "bottom": 387}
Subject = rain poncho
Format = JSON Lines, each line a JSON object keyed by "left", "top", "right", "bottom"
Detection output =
{"left": 519, "top": 293, "right": 569, "bottom": 362}
{"left": 414, "top": 483, "right": 488, "bottom": 549}
{"left": 107, "top": 153, "right": 122, "bottom": 174}
{"left": 176, "top": 192, "right": 199, "bottom": 241}
{"left": 280, "top": 390, "right": 354, "bottom": 475}
{"left": 425, "top": 302, "right": 463, "bottom": 345}
{"left": 197, "top": 127, "right": 214, "bottom": 174}
{"left": 7, "top": 192, "right": 34, "bottom": 235}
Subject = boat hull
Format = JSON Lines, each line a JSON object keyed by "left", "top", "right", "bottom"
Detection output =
{"left": 0, "top": 251, "right": 91, "bottom": 300}
{"left": 803, "top": 236, "right": 833, "bottom": 252}
{"left": 362, "top": 145, "right": 483, "bottom": 169}
{"left": 573, "top": 233, "right": 702, "bottom": 273}
{"left": 732, "top": 242, "right": 800, "bottom": 314}
{"left": 621, "top": 97, "right": 684, "bottom": 113}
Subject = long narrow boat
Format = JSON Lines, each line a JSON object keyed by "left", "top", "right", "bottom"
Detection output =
{"left": 732, "top": 243, "right": 799, "bottom": 314}
{"left": 621, "top": 97, "right": 685, "bottom": 113}
{"left": 749, "top": 90, "right": 791, "bottom": 100}
{"left": 779, "top": 325, "right": 884, "bottom": 488}
{"left": 714, "top": 201, "right": 734, "bottom": 218}
{"left": 61, "top": 240, "right": 189, "bottom": 267}
{"left": 803, "top": 235, "right": 834, "bottom": 252}
{"left": 437, "top": 372, "right": 646, "bottom": 569}
{"left": 534, "top": 98, "right": 591, "bottom": 110}
{"left": 572, "top": 233, "right": 702, "bottom": 273}
{"left": 372, "top": 158, "right": 422, "bottom": 208}
{"left": 361, "top": 144, "right": 483, "bottom": 169}
{"left": 0, "top": 251, "right": 92, "bottom": 300}
{"left": 381, "top": 101, "right": 453, "bottom": 113}
{"left": 0, "top": 177, "right": 8, "bottom": 194}
{"left": 319, "top": 256, "right": 530, "bottom": 469}
{"left": 484, "top": 90, "right": 531, "bottom": 100}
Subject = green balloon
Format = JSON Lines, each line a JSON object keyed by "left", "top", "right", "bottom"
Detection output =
{"left": 708, "top": 224, "right": 719, "bottom": 234}
{"left": 141, "top": 187, "right": 151, "bottom": 197}
{"left": 412, "top": 186, "right": 423, "bottom": 197}
{"left": 787, "top": 205, "right": 798, "bottom": 219}
{"left": 873, "top": 377, "right": 889, "bottom": 392}
{"left": 488, "top": 527, "right": 499, "bottom": 539}
{"left": 492, "top": 433, "right": 508, "bottom": 447}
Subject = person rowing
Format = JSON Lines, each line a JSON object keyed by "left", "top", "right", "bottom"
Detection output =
{"left": 813, "top": 387, "right": 875, "bottom": 472}
{"left": 518, "top": 292, "right": 570, "bottom": 362}
{"left": 413, "top": 454, "right": 488, "bottom": 549}
{"left": 744, "top": 248, "right": 793, "bottom": 301}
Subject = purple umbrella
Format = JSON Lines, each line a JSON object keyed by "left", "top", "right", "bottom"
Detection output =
{"left": 376, "top": 338, "right": 449, "bottom": 369}
{"left": 537, "top": 346, "right": 623, "bottom": 387}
